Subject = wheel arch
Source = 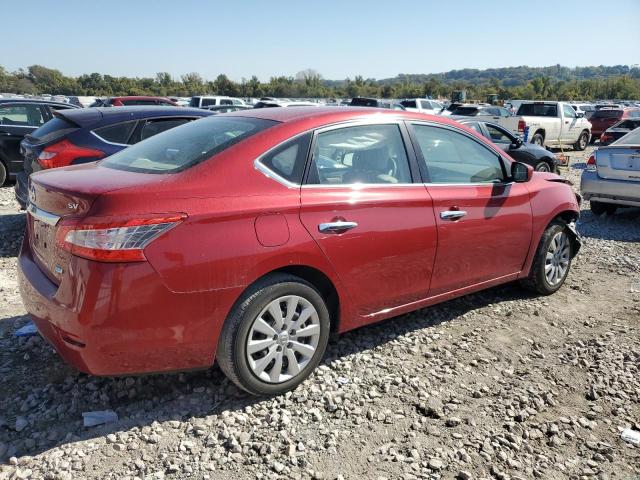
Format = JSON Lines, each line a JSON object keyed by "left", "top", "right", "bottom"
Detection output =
{"left": 533, "top": 128, "right": 546, "bottom": 139}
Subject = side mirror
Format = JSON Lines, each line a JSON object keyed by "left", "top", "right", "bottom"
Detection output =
{"left": 511, "top": 161, "right": 531, "bottom": 182}
{"left": 576, "top": 112, "right": 584, "bottom": 118}
{"left": 512, "top": 137, "right": 523, "bottom": 148}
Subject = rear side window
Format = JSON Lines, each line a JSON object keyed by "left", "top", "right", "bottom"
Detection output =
{"left": 123, "top": 100, "right": 158, "bottom": 106}
{"left": 189, "top": 97, "right": 200, "bottom": 107}
{"left": 591, "top": 110, "right": 622, "bottom": 119}
{"left": 137, "top": 118, "right": 192, "bottom": 142}
{"left": 101, "top": 116, "right": 277, "bottom": 173}
{"left": 614, "top": 127, "right": 640, "bottom": 145}
{"left": 517, "top": 103, "right": 558, "bottom": 117}
{"left": 0, "top": 104, "right": 44, "bottom": 126}
{"left": 451, "top": 107, "right": 478, "bottom": 115}
{"left": 259, "top": 133, "right": 312, "bottom": 183}
{"left": 93, "top": 121, "right": 137, "bottom": 145}
{"left": 201, "top": 98, "right": 218, "bottom": 107}
{"left": 412, "top": 125, "right": 505, "bottom": 184}
{"left": 350, "top": 98, "right": 378, "bottom": 107}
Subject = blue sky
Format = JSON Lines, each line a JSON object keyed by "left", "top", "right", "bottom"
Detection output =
{"left": 5, "top": 0, "right": 639, "bottom": 81}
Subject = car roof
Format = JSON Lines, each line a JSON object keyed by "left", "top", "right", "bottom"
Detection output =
{"left": 0, "top": 98, "right": 76, "bottom": 107}
{"left": 108, "top": 96, "right": 173, "bottom": 101}
{"left": 56, "top": 106, "right": 212, "bottom": 128}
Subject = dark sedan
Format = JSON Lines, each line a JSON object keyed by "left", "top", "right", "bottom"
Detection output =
{"left": 599, "top": 118, "right": 640, "bottom": 146}
{"left": 0, "top": 98, "right": 79, "bottom": 185}
{"left": 15, "top": 106, "right": 212, "bottom": 207}
{"left": 456, "top": 119, "right": 558, "bottom": 172}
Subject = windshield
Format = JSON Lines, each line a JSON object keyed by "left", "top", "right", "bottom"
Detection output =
{"left": 450, "top": 106, "right": 478, "bottom": 115}
{"left": 592, "top": 109, "right": 623, "bottom": 119}
{"left": 101, "top": 116, "right": 277, "bottom": 173}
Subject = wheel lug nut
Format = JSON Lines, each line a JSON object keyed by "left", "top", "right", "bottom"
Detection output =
{"left": 287, "top": 342, "right": 292, "bottom": 348}
{"left": 277, "top": 346, "right": 282, "bottom": 352}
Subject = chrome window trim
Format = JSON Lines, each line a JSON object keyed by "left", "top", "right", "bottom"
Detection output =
{"left": 27, "top": 204, "right": 60, "bottom": 226}
{"left": 302, "top": 183, "right": 418, "bottom": 189}
{"left": 90, "top": 130, "right": 130, "bottom": 147}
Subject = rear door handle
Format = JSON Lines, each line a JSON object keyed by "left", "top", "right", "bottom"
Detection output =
{"left": 440, "top": 210, "right": 467, "bottom": 220}
{"left": 318, "top": 221, "right": 358, "bottom": 233}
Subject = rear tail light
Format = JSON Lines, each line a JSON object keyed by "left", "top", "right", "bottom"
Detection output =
{"left": 56, "top": 214, "right": 186, "bottom": 262}
{"left": 517, "top": 120, "right": 526, "bottom": 132}
{"left": 38, "top": 139, "right": 105, "bottom": 169}
{"left": 586, "top": 153, "right": 596, "bottom": 171}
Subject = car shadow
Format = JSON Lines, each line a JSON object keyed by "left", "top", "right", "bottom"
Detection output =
{"left": 577, "top": 207, "right": 640, "bottom": 242}
{"left": 0, "top": 282, "right": 534, "bottom": 461}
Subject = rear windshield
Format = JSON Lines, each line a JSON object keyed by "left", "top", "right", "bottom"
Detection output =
{"left": 400, "top": 100, "right": 417, "bottom": 108}
{"left": 592, "top": 109, "right": 623, "bottom": 119}
{"left": 27, "top": 117, "right": 78, "bottom": 143}
{"left": 101, "top": 116, "right": 277, "bottom": 174}
{"left": 450, "top": 106, "right": 478, "bottom": 115}
{"left": 613, "top": 127, "right": 640, "bottom": 145}
{"left": 517, "top": 103, "right": 557, "bottom": 117}
{"left": 350, "top": 98, "right": 378, "bottom": 107}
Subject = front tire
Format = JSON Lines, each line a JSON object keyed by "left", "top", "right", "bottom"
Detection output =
{"left": 0, "top": 161, "right": 7, "bottom": 186}
{"left": 521, "top": 220, "right": 573, "bottom": 295}
{"left": 534, "top": 160, "right": 551, "bottom": 172}
{"left": 217, "top": 274, "right": 330, "bottom": 396}
{"left": 574, "top": 131, "right": 589, "bottom": 151}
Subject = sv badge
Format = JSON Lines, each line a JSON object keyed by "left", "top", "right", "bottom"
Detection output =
{"left": 68, "top": 202, "right": 79, "bottom": 211}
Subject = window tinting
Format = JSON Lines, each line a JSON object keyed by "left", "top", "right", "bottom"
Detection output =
{"left": 259, "top": 133, "right": 312, "bottom": 184}
{"left": 0, "top": 105, "right": 44, "bottom": 126}
{"left": 400, "top": 100, "right": 417, "bottom": 109}
{"left": 123, "top": 100, "right": 158, "bottom": 106}
{"left": 101, "top": 116, "right": 277, "bottom": 174}
{"left": 201, "top": 98, "right": 218, "bottom": 107}
{"left": 450, "top": 106, "right": 478, "bottom": 116}
{"left": 614, "top": 127, "right": 640, "bottom": 145}
{"left": 30, "top": 117, "right": 77, "bottom": 140}
{"left": 412, "top": 125, "right": 505, "bottom": 184}
{"left": 517, "top": 103, "right": 558, "bottom": 117}
{"left": 94, "top": 121, "right": 137, "bottom": 144}
{"left": 592, "top": 109, "right": 623, "bottom": 119}
{"left": 307, "top": 124, "right": 411, "bottom": 185}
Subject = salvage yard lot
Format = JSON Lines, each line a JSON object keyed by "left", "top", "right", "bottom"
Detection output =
{"left": 0, "top": 147, "right": 638, "bottom": 479}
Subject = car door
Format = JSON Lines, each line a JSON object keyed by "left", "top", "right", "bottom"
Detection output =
{"left": 561, "top": 104, "right": 579, "bottom": 143}
{"left": 299, "top": 122, "right": 437, "bottom": 316}
{"left": 0, "top": 103, "right": 46, "bottom": 176}
{"left": 408, "top": 122, "right": 532, "bottom": 296}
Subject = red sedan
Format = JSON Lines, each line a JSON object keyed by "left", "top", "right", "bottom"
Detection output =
{"left": 18, "top": 108, "right": 581, "bottom": 395}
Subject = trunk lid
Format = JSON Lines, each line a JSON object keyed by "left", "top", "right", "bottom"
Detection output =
{"left": 27, "top": 162, "right": 167, "bottom": 284}
{"left": 596, "top": 146, "right": 640, "bottom": 182}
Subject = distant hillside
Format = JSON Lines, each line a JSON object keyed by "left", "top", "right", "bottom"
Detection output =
{"left": 325, "top": 65, "right": 640, "bottom": 87}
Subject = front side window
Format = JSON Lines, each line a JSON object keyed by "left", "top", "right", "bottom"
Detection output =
{"left": 563, "top": 105, "right": 576, "bottom": 118}
{"left": 485, "top": 124, "right": 513, "bottom": 144}
{"left": 101, "top": 116, "right": 277, "bottom": 173}
{"left": 137, "top": 118, "right": 192, "bottom": 142}
{"left": 307, "top": 124, "right": 412, "bottom": 185}
{"left": 412, "top": 124, "right": 505, "bottom": 184}
{"left": 400, "top": 100, "right": 417, "bottom": 109}
{"left": 0, "top": 104, "right": 44, "bottom": 127}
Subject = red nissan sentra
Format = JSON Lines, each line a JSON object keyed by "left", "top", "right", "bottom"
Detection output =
{"left": 18, "top": 107, "right": 581, "bottom": 395}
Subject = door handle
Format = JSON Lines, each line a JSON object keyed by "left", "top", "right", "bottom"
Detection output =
{"left": 440, "top": 210, "right": 467, "bottom": 220}
{"left": 318, "top": 221, "right": 358, "bottom": 233}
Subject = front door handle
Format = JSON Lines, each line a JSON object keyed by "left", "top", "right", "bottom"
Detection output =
{"left": 440, "top": 210, "right": 467, "bottom": 220}
{"left": 318, "top": 221, "right": 358, "bottom": 233}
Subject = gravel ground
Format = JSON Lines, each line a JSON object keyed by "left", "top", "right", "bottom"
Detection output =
{"left": 0, "top": 147, "right": 638, "bottom": 480}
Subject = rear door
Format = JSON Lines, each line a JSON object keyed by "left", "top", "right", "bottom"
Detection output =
{"left": 408, "top": 122, "right": 532, "bottom": 296}
{"left": 299, "top": 122, "right": 437, "bottom": 316}
{"left": 0, "top": 103, "right": 46, "bottom": 175}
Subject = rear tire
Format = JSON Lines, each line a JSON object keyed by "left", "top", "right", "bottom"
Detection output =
{"left": 531, "top": 133, "right": 544, "bottom": 146}
{"left": 521, "top": 220, "right": 573, "bottom": 295}
{"left": 217, "top": 273, "right": 330, "bottom": 396}
{"left": 574, "top": 131, "right": 589, "bottom": 151}
{"left": 0, "top": 161, "right": 7, "bottom": 186}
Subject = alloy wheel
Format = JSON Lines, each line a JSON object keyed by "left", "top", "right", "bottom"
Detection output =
{"left": 535, "top": 162, "right": 550, "bottom": 172}
{"left": 246, "top": 295, "right": 321, "bottom": 383}
{"left": 545, "top": 231, "right": 570, "bottom": 286}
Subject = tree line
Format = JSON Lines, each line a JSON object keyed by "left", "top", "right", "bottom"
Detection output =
{"left": 1, "top": 65, "right": 639, "bottom": 101}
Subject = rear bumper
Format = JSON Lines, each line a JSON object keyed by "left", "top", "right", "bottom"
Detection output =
{"left": 14, "top": 172, "right": 28, "bottom": 209}
{"left": 580, "top": 170, "right": 640, "bottom": 207}
{"left": 18, "top": 234, "right": 244, "bottom": 376}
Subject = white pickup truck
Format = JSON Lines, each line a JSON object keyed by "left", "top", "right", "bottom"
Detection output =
{"left": 515, "top": 101, "right": 592, "bottom": 151}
